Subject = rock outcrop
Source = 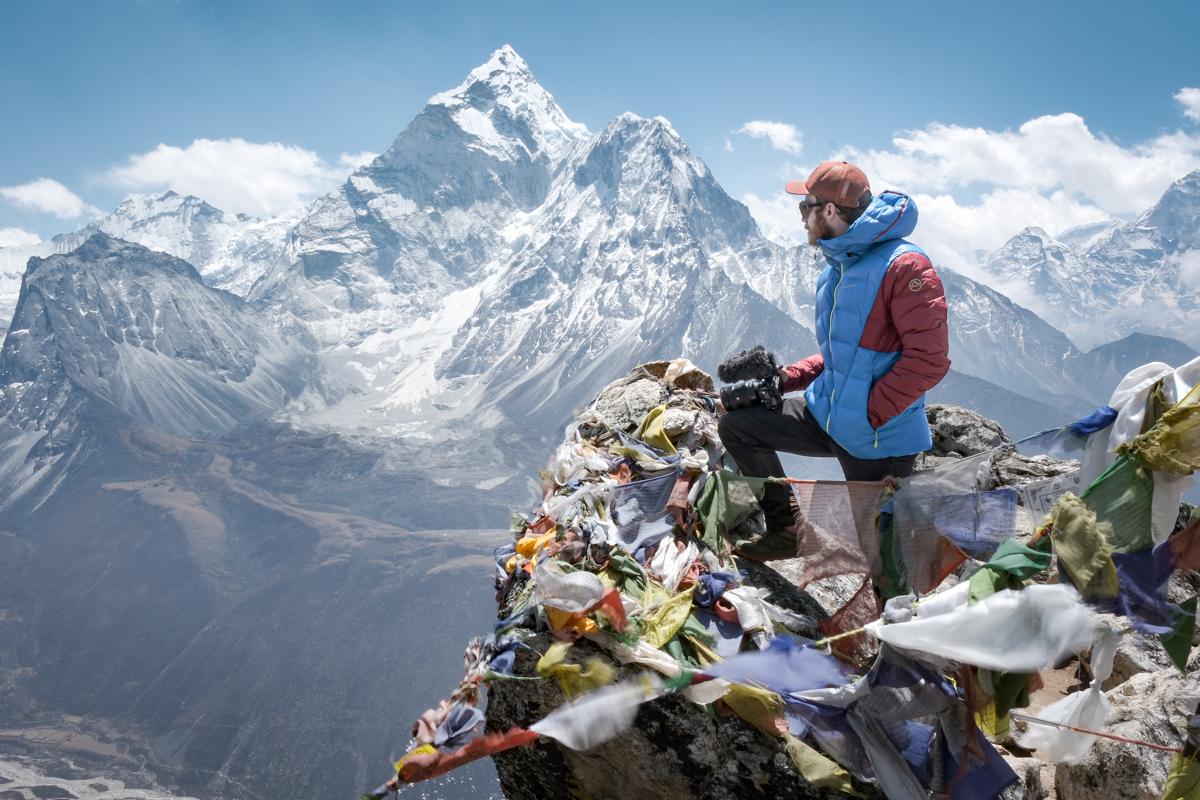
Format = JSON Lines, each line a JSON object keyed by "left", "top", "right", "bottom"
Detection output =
{"left": 1055, "top": 668, "right": 1200, "bottom": 800}
{"left": 485, "top": 403, "right": 1080, "bottom": 800}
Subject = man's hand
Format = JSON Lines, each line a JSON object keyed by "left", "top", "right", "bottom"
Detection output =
{"left": 779, "top": 354, "right": 825, "bottom": 394}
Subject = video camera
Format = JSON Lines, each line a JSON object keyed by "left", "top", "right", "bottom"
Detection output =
{"left": 717, "top": 345, "right": 784, "bottom": 411}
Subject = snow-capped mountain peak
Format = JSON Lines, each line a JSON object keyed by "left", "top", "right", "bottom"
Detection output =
{"left": 424, "top": 44, "right": 588, "bottom": 164}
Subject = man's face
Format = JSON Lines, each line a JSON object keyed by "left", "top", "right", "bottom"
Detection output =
{"left": 802, "top": 199, "right": 834, "bottom": 246}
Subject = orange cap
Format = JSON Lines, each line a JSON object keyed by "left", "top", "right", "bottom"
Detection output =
{"left": 785, "top": 161, "right": 871, "bottom": 207}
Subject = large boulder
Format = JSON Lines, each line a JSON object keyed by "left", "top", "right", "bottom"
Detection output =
{"left": 1055, "top": 668, "right": 1200, "bottom": 800}
{"left": 487, "top": 634, "right": 882, "bottom": 800}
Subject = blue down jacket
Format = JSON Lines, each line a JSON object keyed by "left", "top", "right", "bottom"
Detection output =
{"left": 804, "top": 191, "right": 935, "bottom": 459}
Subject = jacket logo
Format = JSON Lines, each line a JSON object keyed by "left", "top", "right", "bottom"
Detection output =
{"left": 908, "top": 279, "right": 923, "bottom": 292}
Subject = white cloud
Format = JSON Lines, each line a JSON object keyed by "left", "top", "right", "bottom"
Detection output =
{"left": 737, "top": 106, "right": 1200, "bottom": 280}
{"left": 904, "top": 189, "right": 1112, "bottom": 273}
{"left": 743, "top": 191, "right": 805, "bottom": 245}
{"left": 744, "top": 185, "right": 1112, "bottom": 274}
{"left": 737, "top": 121, "right": 804, "bottom": 155}
{"left": 338, "top": 151, "right": 378, "bottom": 171}
{"left": 106, "top": 138, "right": 369, "bottom": 217}
{"left": 0, "top": 178, "right": 101, "bottom": 219}
{"left": 1178, "top": 88, "right": 1200, "bottom": 123}
{"left": 840, "top": 113, "right": 1200, "bottom": 215}
{"left": 0, "top": 227, "right": 42, "bottom": 247}
{"left": 1168, "top": 248, "right": 1200, "bottom": 290}
{"left": 724, "top": 138, "right": 734, "bottom": 152}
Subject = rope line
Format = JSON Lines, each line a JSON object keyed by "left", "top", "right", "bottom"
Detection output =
{"left": 1009, "top": 712, "right": 1182, "bottom": 753}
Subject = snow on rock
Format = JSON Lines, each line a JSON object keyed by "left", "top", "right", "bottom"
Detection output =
{"left": 985, "top": 170, "right": 1200, "bottom": 350}
{"left": 0, "top": 233, "right": 313, "bottom": 438}
{"left": 0, "top": 191, "right": 302, "bottom": 324}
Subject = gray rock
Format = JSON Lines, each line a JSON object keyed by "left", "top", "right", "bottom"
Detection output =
{"left": 1000, "top": 754, "right": 1051, "bottom": 800}
{"left": 1102, "top": 632, "right": 1176, "bottom": 692}
{"left": 487, "top": 635, "right": 881, "bottom": 800}
{"left": 914, "top": 405, "right": 1080, "bottom": 492}
{"left": 1055, "top": 669, "right": 1200, "bottom": 800}
{"left": 926, "top": 404, "right": 1012, "bottom": 457}
{"left": 987, "top": 447, "right": 1080, "bottom": 492}
{"left": 592, "top": 379, "right": 666, "bottom": 432}
{"left": 1177, "top": 502, "right": 1198, "bottom": 535}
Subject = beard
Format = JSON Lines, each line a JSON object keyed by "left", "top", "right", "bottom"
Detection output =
{"left": 807, "top": 209, "right": 835, "bottom": 246}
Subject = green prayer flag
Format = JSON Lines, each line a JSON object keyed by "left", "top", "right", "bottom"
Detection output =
{"left": 875, "top": 514, "right": 909, "bottom": 599}
{"left": 1162, "top": 752, "right": 1200, "bottom": 800}
{"left": 694, "top": 470, "right": 770, "bottom": 553}
{"left": 606, "top": 546, "right": 649, "bottom": 597}
{"left": 967, "top": 537, "right": 1052, "bottom": 603}
{"left": 1080, "top": 456, "right": 1155, "bottom": 553}
{"left": 1161, "top": 596, "right": 1198, "bottom": 675}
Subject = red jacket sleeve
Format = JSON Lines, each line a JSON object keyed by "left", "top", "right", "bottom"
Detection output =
{"left": 866, "top": 254, "right": 951, "bottom": 428}
{"left": 781, "top": 353, "right": 824, "bottom": 394}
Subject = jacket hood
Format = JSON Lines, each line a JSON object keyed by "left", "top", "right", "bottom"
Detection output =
{"left": 818, "top": 190, "right": 918, "bottom": 267}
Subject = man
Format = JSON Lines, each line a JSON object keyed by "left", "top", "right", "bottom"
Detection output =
{"left": 719, "top": 161, "right": 950, "bottom": 561}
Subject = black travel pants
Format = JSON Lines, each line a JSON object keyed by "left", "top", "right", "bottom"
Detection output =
{"left": 717, "top": 398, "right": 918, "bottom": 529}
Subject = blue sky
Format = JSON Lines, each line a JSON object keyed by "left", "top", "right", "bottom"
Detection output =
{"left": 3, "top": 0, "right": 1200, "bottom": 271}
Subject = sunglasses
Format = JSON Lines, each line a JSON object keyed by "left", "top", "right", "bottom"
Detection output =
{"left": 798, "top": 195, "right": 828, "bottom": 217}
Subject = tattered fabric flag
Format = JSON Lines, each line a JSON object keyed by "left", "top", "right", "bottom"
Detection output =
{"left": 867, "top": 584, "right": 1097, "bottom": 673}
{"left": 1080, "top": 456, "right": 1155, "bottom": 553}
{"left": 939, "top": 729, "right": 1019, "bottom": 800}
{"left": 1014, "top": 630, "right": 1119, "bottom": 763}
{"left": 1016, "top": 406, "right": 1118, "bottom": 460}
{"left": 968, "top": 537, "right": 1053, "bottom": 601}
{"left": 642, "top": 586, "right": 696, "bottom": 649}
{"left": 694, "top": 470, "right": 770, "bottom": 554}
{"left": 1117, "top": 381, "right": 1200, "bottom": 475}
{"left": 649, "top": 538, "right": 699, "bottom": 594}
{"left": 397, "top": 729, "right": 538, "bottom": 783}
{"left": 783, "top": 733, "right": 864, "bottom": 797}
{"left": 694, "top": 571, "right": 736, "bottom": 607}
{"left": 412, "top": 701, "right": 451, "bottom": 746}
{"left": 721, "top": 683, "right": 788, "bottom": 738}
{"left": 792, "top": 480, "right": 887, "bottom": 587}
{"left": 666, "top": 472, "right": 696, "bottom": 527}
{"left": 693, "top": 607, "right": 744, "bottom": 659}
{"left": 535, "top": 560, "right": 606, "bottom": 613}
{"left": 786, "top": 697, "right": 877, "bottom": 783}
{"left": 432, "top": 703, "right": 485, "bottom": 749}
{"left": 588, "top": 587, "right": 630, "bottom": 633}
{"left": 632, "top": 404, "right": 677, "bottom": 455}
{"left": 892, "top": 451, "right": 993, "bottom": 594}
{"left": 700, "top": 642, "right": 848, "bottom": 695}
{"left": 611, "top": 468, "right": 681, "bottom": 530}
{"left": 1046, "top": 493, "right": 1120, "bottom": 599}
{"left": 611, "top": 430, "right": 681, "bottom": 469}
{"left": 536, "top": 641, "right": 618, "bottom": 699}
{"left": 1161, "top": 597, "right": 1199, "bottom": 674}
{"left": 1163, "top": 753, "right": 1200, "bottom": 800}
{"left": 817, "top": 576, "right": 881, "bottom": 665}
{"left": 1060, "top": 541, "right": 1175, "bottom": 634}
{"left": 1171, "top": 518, "right": 1200, "bottom": 573}
{"left": 585, "top": 632, "right": 683, "bottom": 677}
{"left": 846, "top": 706, "right": 928, "bottom": 800}
{"left": 929, "top": 488, "right": 1018, "bottom": 560}
{"left": 530, "top": 675, "right": 663, "bottom": 751}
